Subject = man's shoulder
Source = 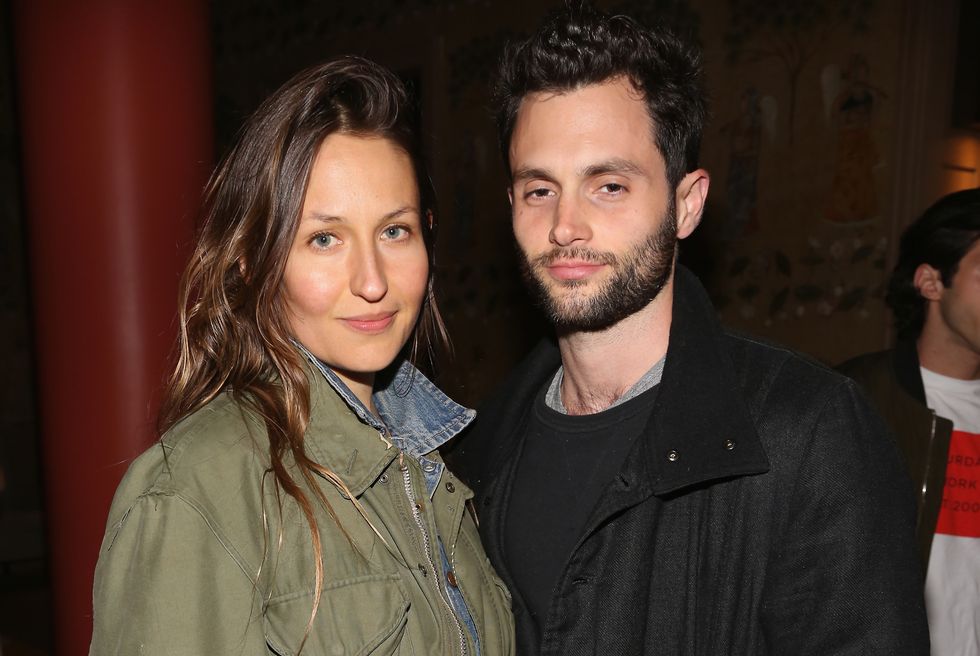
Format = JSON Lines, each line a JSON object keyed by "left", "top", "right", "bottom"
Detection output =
{"left": 717, "top": 330, "right": 889, "bottom": 461}
{"left": 478, "top": 339, "right": 560, "bottom": 416}
{"left": 447, "top": 339, "right": 559, "bottom": 488}
{"left": 722, "top": 329, "right": 853, "bottom": 401}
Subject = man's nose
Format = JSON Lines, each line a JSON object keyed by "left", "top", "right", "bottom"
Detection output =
{"left": 549, "top": 195, "right": 592, "bottom": 246}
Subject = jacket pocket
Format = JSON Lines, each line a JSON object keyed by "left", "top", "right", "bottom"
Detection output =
{"left": 263, "top": 573, "right": 410, "bottom": 656}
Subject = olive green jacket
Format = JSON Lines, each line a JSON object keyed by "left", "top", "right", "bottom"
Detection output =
{"left": 90, "top": 363, "right": 515, "bottom": 655}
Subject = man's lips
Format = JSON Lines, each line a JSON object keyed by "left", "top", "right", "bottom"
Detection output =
{"left": 546, "top": 261, "right": 606, "bottom": 281}
{"left": 341, "top": 312, "right": 396, "bottom": 333}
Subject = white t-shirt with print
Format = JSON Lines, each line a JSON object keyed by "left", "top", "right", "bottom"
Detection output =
{"left": 922, "top": 367, "right": 980, "bottom": 656}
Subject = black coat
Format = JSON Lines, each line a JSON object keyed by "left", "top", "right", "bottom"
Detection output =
{"left": 451, "top": 267, "right": 929, "bottom": 655}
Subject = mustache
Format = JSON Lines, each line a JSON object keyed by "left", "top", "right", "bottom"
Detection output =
{"left": 531, "top": 247, "right": 617, "bottom": 268}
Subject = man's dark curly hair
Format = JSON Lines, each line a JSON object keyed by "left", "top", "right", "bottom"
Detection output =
{"left": 491, "top": 1, "right": 706, "bottom": 189}
{"left": 887, "top": 188, "right": 980, "bottom": 340}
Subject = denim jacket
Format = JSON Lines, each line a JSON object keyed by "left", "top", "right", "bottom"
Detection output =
{"left": 90, "top": 351, "right": 515, "bottom": 655}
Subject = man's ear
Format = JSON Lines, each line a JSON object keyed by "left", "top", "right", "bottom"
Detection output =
{"left": 914, "top": 263, "right": 945, "bottom": 301}
{"left": 507, "top": 185, "right": 514, "bottom": 207}
{"left": 426, "top": 209, "right": 434, "bottom": 230}
{"left": 675, "top": 169, "right": 710, "bottom": 240}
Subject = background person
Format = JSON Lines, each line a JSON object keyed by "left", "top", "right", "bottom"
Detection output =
{"left": 90, "top": 57, "right": 514, "bottom": 655}
{"left": 451, "top": 3, "right": 928, "bottom": 654}
{"left": 841, "top": 188, "right": 980, "bottom": 656}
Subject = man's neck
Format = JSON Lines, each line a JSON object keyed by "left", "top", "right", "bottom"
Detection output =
{"left": 917, "top": 330, "right": 980, "bottom": 381}
{"left": 556, "top": 280, "right": 673, "bottom": 415}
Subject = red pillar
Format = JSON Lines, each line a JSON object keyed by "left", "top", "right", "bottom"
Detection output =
{"left": 12, "top": 2, "right": 213, "bottom": 652}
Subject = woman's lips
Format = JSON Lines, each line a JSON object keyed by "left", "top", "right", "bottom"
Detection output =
{"left": 341, "top": 312, "right": 396, "bottom": 333}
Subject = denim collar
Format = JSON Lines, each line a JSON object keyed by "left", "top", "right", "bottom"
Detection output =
{"left": 294, "top": 341, "right": 474, "bottom": 497}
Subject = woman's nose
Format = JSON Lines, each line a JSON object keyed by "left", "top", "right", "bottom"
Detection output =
{"left": 349, "top": 245, "right": 388, "bottom": 302}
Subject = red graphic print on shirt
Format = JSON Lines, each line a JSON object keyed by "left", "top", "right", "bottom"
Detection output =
{"left": 936, "top": 430, "right": 980, "bottom": 538}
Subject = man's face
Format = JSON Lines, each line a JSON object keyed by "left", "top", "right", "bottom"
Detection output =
{"left": 507, "top": 77, "right": 694, "bottom": 332}
{"left": 937, "top": 240, "right": 980, "bottom": 359}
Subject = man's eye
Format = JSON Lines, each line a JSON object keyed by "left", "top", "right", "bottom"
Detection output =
{"left": 526, "top": 187, "right": 553, "bottom": 199}
{"left": 601, "top": 183, "right": 626, "bottom": 193}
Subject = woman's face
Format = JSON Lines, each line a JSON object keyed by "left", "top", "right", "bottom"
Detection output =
{"left": 283, "top": 134, "right": 429, "bottom": 393}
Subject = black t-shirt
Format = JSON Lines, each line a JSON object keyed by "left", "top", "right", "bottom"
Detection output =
{"left": 503, "top": 377, "right": 659, "bottom": 634}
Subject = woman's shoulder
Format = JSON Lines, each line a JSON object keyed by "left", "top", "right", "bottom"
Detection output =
{"left": 110, "top": 393, "right": 270, "bottom": 516}
{"left": 161, "top": 391, "right": 268, "bottom": 469}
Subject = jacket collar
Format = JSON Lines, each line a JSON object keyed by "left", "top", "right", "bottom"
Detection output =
{"left": 892, "top": 339, "right": 927, "bottom": 404}
{"left": 295, "top": 342, "right": 475, "bottom": 497}
{"left": 641, "top": 266, "right": 770, "bottom": 495}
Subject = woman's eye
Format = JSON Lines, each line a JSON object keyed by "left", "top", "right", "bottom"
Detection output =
{"left": 382, "top": 225, "right": 409, "bottom": 240}
{"left": 310, "top": 232, "right": 337, "bottom": 249}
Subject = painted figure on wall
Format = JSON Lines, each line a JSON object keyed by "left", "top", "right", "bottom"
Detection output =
{"left": 722, "top": 87, "right": 776, "bottom": 240}
{"left": 824, "top": 54, "right": 887, "bottom": 225}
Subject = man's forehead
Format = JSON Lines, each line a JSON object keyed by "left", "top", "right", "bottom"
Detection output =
{"left": 512, "top": 79, "right": 655, "bottom": 141}
{"left": 509, "top": 79, "right": 661, "bottom": 175}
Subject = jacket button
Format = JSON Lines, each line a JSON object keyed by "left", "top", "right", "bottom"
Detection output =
{"left": 447, "top": 570, "right": 458, "bottom": 588}
{"left": 414, "top": 502, "right": 424, "bottom": 512}
{"left": 724, "top": 439, "right": 736, "bottom": 451}
{"left": 667, "top": 450, "right": 679, "bottom": 462}
{"left": 423, "top": 461, "right": 436, "bottom": 473}
{"left": 378, "top": 473, "right": 389, "bottom": 485}
{"left": 445, "top": 482, "right": 456, "bottom": 493}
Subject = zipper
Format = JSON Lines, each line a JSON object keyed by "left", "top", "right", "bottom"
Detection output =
{"left": 917, "top": 411, "right": 938, "bottom": 533}
{"left": 399, "top": 453, "right": 468, "bottom": 656}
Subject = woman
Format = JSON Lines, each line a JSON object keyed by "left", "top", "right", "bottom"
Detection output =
{"left": 90, "top": 57, "right": 514, "bottom": 655}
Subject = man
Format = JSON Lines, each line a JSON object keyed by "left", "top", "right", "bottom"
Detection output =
{"left": 841, "top": 188, "right": 980, "bottom": 656}
{"left": 450, "top": 3, "right": 929, "bottom": 654}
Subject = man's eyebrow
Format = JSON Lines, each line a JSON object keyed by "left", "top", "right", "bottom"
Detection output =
{"left": 511, "top": 166, "right": 556, "bottom": 184}
{"left": 581, "top": 158, "right": 646, "bottom": 178}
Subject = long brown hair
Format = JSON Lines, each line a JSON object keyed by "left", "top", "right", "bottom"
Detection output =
{"left": 159, "top": 56, "right": 444, "bottom": 642}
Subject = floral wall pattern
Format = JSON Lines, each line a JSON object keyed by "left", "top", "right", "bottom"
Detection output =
{"left": 695, "top": 0, "right": 903, "bottom": 363}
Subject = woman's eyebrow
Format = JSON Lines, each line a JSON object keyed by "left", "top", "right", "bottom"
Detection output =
{"left": 305, "top": 205, "right": 418, "bottom": 224}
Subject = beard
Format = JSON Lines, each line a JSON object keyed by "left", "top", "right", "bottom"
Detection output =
{"left": 519, "top": 205, "right": 677, "bottom": 333}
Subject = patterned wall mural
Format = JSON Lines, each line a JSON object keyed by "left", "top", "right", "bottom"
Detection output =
{"left": 696, "top": 0, "right": 900, "bottom": 363}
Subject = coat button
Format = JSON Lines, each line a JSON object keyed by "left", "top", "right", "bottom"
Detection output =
{"left": 724, "top": 439, "right": 736, "bottom": 450}
{"left": 447, "top": 570, "right": 458, "bottom": 588}
{"left": 378, "top": 473, "right": 389, "bottom": 485}
{"left": 423, "top": 461, "right": 436, "bottom": 473}
{"left": 667, "top": 450, "right": 679, "bottom": 462}
{"left": 445, "top": 482, "right": 456, "bottom": 493}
